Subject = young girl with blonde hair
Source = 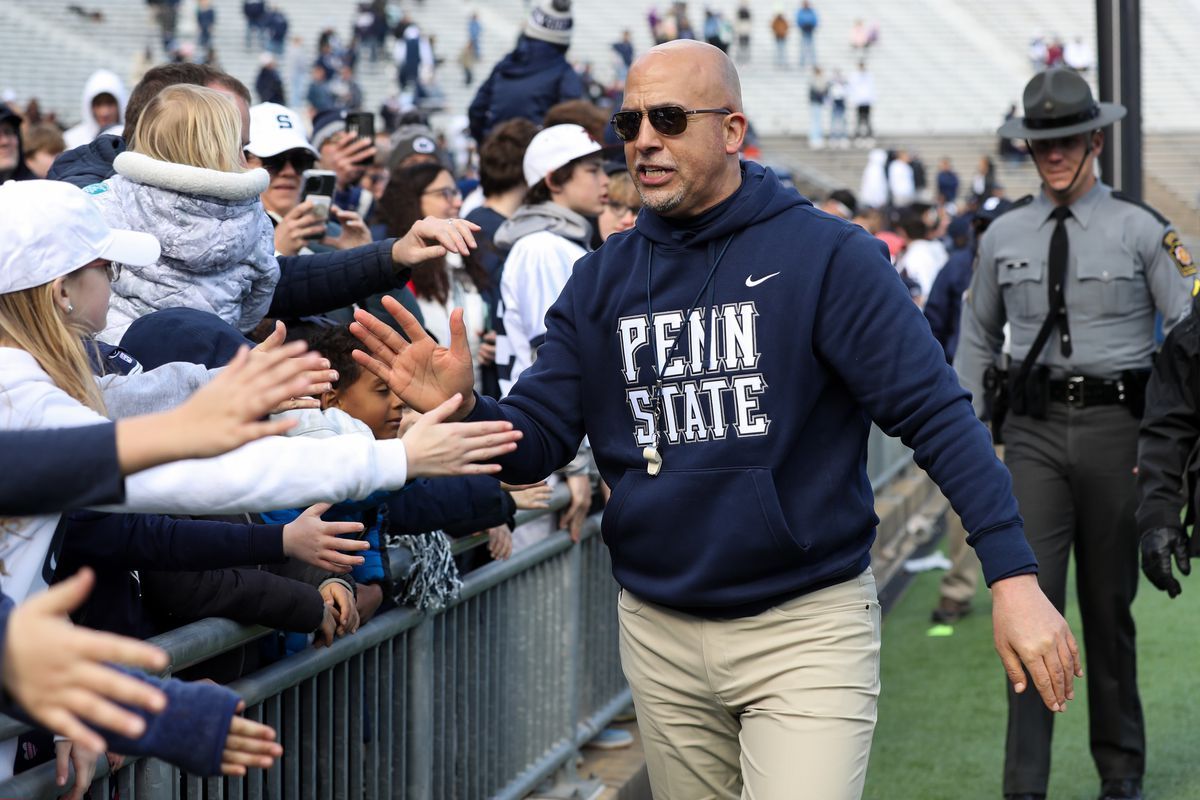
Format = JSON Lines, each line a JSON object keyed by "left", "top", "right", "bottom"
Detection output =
{"left": 87, "top": 84, "right": 277, "bottom": 344}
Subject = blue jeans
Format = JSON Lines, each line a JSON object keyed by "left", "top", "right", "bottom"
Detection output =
{"left": 799, "top": 30, "right": 816, "bottom": 67}
{"left": 830, "top": 106, "right": 847, "bottom": 141}
{"left": 809, "top": 102, "right": 824, "bottom": 146}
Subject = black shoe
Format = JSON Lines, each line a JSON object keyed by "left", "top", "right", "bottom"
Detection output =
{"left": 1004, "top": 794, "right": 1045, "bottom": 800}
{"left": 931, "top": 597, "right": 972, "bottom": 624}
{"left": 1099, "top": 778, "right": 1142, "bottom": 800}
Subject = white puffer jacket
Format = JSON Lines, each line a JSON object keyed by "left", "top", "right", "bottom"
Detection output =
{"left": 89, "top": 151, "right": 278, "bottom": 344}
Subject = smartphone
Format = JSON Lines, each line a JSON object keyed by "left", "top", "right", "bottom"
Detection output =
{"left": 344, "top": 111, "right": 375, "bottom": 143}
{"left": 300, "top": 169, "right": 337, "bottom": 239}
{"left": 345, "top": 111, "right": 375, "bottom": 166}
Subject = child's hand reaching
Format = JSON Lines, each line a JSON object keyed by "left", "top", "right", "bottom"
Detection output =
{"left": 319, "top": 581, "right": 360, "bottom": 638}
{"left": 2, "top": 568, "right": 169, "bottom": 754}
{"left": 140, "top": 342, "right": 325, "bottom": 465}
{"left": 502, "top": 481, "right": 552, "bottom": 510}
{"left": 486, "top": 525, "right": 513, "bottom": 561}
{"left": 220, "top": 701, "right": 283, "bottom": 776}
{"left": 314, "top": 603, "right": 337, "bottom": 648}
{"left": 282, "top": 503, "right": 369, "bottom": 574}
{"left": 252, "top": 321, "right": 339, "bottom": 412}
{"left": 55, "top": 740, "right": 100, "bottom": 800}
{"left": 402, "top": 394, "right": 522, "bottom": 477}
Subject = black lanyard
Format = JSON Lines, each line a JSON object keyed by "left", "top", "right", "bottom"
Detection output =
{"left": 640, "top": 234, "right": 736, "bottom": 472}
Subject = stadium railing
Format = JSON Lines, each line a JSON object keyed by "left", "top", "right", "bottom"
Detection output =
{"left": 0, "top": 426, "right": 912, "bottom": 799}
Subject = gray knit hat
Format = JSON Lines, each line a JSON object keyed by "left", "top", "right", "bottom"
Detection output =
{"left": 525, "top": 0, "right": 573, "bottom": 47}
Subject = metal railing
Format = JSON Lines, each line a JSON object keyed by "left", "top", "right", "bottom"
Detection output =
{"left": 0, "top": 427, "right": 913, "bottom": 799}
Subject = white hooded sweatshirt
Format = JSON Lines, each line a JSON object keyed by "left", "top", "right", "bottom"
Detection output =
{"left": 63, "top": 69, "right": 127, "bottom": 150}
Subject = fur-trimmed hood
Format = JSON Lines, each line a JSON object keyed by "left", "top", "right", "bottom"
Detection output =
{"left": 114, "top": 151, "right": 268, "bottom": 201}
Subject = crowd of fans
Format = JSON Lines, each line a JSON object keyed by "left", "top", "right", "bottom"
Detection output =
{"left": 0, "top": 0, "right": 1105, "bottom": 792}
{"left": 0, "top": 0, "right": 666, "bottom": 787}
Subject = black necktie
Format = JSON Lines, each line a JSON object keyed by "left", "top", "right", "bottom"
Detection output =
{"left": 1048, "top": 206, "right": 1073, "bottom": 357}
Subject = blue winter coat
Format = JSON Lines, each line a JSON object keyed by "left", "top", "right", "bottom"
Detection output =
{"left": 468, "top": 36, "right": 583, "bottom": 143}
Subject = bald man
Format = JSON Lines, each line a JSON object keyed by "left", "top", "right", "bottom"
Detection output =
{"left": 349, "top": 41, "right": 1080, "bottom": 799}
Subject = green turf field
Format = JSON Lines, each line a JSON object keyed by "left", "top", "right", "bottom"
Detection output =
{"left": 862, "top": 555, "right": 1200, "bottom": 800}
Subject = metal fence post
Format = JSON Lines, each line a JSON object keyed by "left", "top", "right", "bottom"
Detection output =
{"left": 526, "top": 540, "right": 605, "bottom": 800}
{"left": 134, "top": 757, "right": 177, "bottom": 799}
{"left": 405, "top": 617, "right": 434, "bottom": 800}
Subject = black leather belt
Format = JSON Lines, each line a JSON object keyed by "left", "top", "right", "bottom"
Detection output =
{"left": 1046, "top": 375, "right": 1127, "bottom": 408}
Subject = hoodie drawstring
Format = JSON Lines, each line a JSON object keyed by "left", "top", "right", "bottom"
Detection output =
{"left": 643, "top": 233, "right": 737, "bottom": 408}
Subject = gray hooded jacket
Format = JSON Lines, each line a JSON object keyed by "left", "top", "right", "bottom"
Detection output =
{"left": 494, "top": 202, "right": 593, "bottom": 251}
{"left": 89, "top": 152, "right": 278, "bottom": 344}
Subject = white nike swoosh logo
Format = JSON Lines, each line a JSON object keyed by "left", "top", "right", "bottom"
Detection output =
{"left": 745, "top": 271, "right": 781, "bottom": 288}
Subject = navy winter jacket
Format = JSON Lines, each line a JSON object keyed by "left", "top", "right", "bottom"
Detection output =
{"left": 47, "top": 138, "right": 408, "bottom": 318}
{"left": 57, "top": 511, "right": 288, "bottom": 638}
{"left": 466, "top": 162, "right": 1036, "bottom": 617}
{"left": 468, "top": 36, "right": 583, "bottom": 143}
{"left": 0, "top": 426, "right": 125, "bottom": 515}
{"left": 923, "top": 245, "right": 974, "bottom": 362}
{"left": 388, "top": 477, "right": 515, "bottom": 538}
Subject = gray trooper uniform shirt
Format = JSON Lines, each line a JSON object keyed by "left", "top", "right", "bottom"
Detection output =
{"left": 956, "top": 181, "right": 1193, "bottom": 415}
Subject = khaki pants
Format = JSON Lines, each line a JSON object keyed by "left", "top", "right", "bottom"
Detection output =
{"left": 617, "top": 570, "right": 881, "bottom": 800}
{"left": 937, "top": 446, "right": 1000, "bottom": 605}
{"left": 937, "top": 511, "right": 981, "bottom": 603}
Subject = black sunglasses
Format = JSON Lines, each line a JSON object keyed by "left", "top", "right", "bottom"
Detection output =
{"left": 609, "top": 106, "right": 732, "bottom": 142}
{"left": 255, "top": 150, "right": 317, "bottom": 173}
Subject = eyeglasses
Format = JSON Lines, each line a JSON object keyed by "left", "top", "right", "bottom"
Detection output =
{"left": 85, "top": 261, "right": 121, "bottom": 282}
{"left": 254, "top": 150, "right": 317, "bottom": 174}
{"left": 609, "top": 106, "right": 732, "bottom": 142}
{"left": 422, "top": 186, "right": 462, "bottom": 202}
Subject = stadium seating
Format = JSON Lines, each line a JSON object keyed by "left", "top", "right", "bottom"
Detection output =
{"left": 1, "top": 0, "right": 1195, "bottom": 228}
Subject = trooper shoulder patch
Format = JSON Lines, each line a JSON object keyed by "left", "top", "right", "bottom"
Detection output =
{"left": 1164, "top": 230, "right": 1196, "bottom": 277}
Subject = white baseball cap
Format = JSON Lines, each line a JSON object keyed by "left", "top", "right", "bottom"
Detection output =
{"left": 0, "top": 180, "right": 160, "bottom": 294}
{"left": 246, "top": 103, "right": 320, "bottom": 159}
{"left": 523, "top": 124, "right": 602, "bottom": 188}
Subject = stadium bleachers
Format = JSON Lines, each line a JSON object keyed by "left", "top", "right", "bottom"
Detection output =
{"left": 7, "top": 1, "right": 1200, "bottom": 135}
{"left": 1, "top": 0, "right": 1195, "bottom": 227}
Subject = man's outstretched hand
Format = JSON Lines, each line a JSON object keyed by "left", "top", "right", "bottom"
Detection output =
{"left": 349, "top": 295, "right": 476, "bottom": 420}
{"left": 992, "top": 574, "right": 1082, "bottom": 713}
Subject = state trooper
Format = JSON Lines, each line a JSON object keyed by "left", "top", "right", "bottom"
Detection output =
{"left": 957, "top": 67, "right": 1193, "bottom": 800}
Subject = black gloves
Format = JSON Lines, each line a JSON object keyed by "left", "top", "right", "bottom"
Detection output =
{"left": 1140, "top": 527, "right": 1191, "bottom": 598}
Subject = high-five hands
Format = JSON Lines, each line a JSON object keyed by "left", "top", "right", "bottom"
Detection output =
{"left": 349, "top": 296, "right": 477, "bottom": 420}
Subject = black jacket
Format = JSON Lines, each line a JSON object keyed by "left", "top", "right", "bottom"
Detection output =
{"left": 1137, "top": 298, "right": 1200, "bottom": 535}
{"left": 47, "top": 136, "right": 409, "bottom": 318}
{"left": 58, "top": 510, "right": 291, "bottom": 638}
{"left": 0, "top": 103, "right": 36, "bottom": 181}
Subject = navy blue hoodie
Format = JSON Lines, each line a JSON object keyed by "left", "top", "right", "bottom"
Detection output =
{"left": 466, "top": 162, "right": 1035, "bottom": 617}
